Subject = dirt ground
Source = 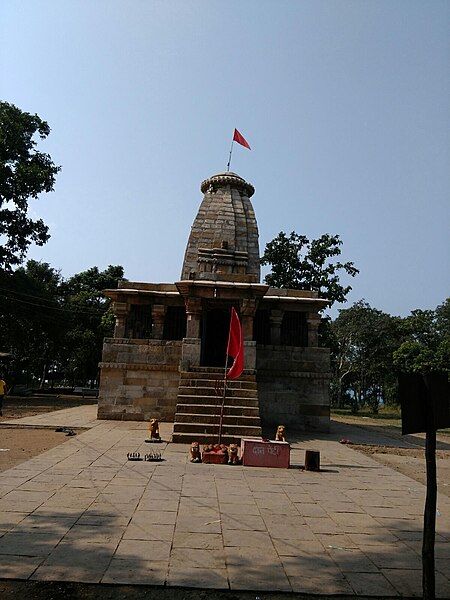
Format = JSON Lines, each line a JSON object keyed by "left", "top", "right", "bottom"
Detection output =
{"left": 0, "top": 405, "right": 65, "bottom": 423}
{"left": 333, "top": 413, "right": 450, "bottom": 499}
{"left": 0, "top": 579, "right": 397, "bottom": 600}
{"left": 0, "top": 397, "right": 90, "bottom": 423}
{"left": 350, "top": 443, "right": 450, "bottom": 499}
{"left": 0, "top": 427, "right": 79, "bottom": 473}
{"left": 0, "top": 403, "right": 84, "bottom": 472}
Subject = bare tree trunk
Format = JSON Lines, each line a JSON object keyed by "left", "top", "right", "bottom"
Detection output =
{"left": 39, "top": 362, "right": 48, "bottom": 390}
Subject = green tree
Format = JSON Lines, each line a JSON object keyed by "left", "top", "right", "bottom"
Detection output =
{"left": 0, "top": 262, "right": 124, "bottom": 388}
{"left": 60, "top": 265, "right": 125, "bottom": 385}
{"left": 393, "top": 298, "right": 450, "bottom": 375}
{"left": 330, "top": 300, "right": 402, "bottom": 413}
{"left": 0, "top": 101, "right": 60, "bottom": 271}
{"left": 0, "top": 260, "right": 66, "bottom": 387}
{"left": 392, "top": 341, "right": 436, "bottom": 374}
{"left": 261, "top": 232, "right": 359, "bottom": 306}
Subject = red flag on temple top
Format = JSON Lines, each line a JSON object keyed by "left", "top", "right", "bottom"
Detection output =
{"left": 233, "top": 128, "right": 251, "bottom": 150}
{"left": 226, "top": 307, "right": 244, "bottom": 380}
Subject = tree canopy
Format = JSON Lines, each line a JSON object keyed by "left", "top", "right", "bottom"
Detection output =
{"left": 329, "top": 298, "right": 450, "bottom": 413}
{"left": 261, "top": 231, "right": 359, "bottom": 306}
{"left": 393, "top": 299, "right": 450, "bottom": 375}
{"left": 0, "top": 101, "right": 60, "bottom": 271}
{"left": 0, "top": 262, "right": 124, "bottom": 388}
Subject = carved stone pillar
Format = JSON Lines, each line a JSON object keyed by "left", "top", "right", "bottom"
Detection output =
{"left": 307, "top": 313, "right": 321, "bottom": 347}
{"left": 185, "top": 298, "right": 202, "bottom": 339}
{"left": 113, "top": 302, "right": 128, "bottom": 338}
{"left": 244, "top": 341, "right": 257, "bottom": 370}
{"left": 240, "top": 299, "right": 257, "bottom": 341}
{"left": 270, "top": 309, "right": 284, "bottom": 345}
{"left": 151, "top": 304, "right": 166, "bottom": 339}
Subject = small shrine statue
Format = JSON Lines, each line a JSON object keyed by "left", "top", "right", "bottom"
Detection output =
{"left": 228, "top": 443, "right": 240, "bottom": 465}
{"left": 148, "top": 418, "right": 161, "bottom": 440}
{"left": 275, "top": 425, "right": 286, "bottom": 442}
{"left": 190, "top": 441, "right": 201, "bottom": 463}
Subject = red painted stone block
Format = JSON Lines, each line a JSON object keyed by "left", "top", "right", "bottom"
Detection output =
{"left": 241, "top": 438, "right": 290, "bottom": 469}
{"left": 201, "top": 449, "right": 228, "bottom": 464}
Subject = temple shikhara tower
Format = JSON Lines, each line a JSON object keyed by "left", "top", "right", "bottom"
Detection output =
{"left": 98, "top": 172, "right": 330, "bottom": 441}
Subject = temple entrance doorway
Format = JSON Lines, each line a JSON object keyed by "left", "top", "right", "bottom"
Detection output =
{"left": 200, "top": 306, "right": 232, "bottom": 367}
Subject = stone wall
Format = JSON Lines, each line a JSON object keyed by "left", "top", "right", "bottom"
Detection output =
{"left": 97, "top": 338, "right": 182, "bottom": 421}
{"left": 256, "top": 345, "right": 331, "bottom": 432}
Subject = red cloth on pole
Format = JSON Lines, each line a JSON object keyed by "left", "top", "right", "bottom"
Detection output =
{"left": 226, "top": 307, "right": 244, "bottom": 380}
{"left": 233, "top": 128, "right": 251, "bottom": 150}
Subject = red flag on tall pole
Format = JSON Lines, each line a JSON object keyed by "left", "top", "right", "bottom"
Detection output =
{"left": 218, "top": 307, "right": 244, "bottom": 443}
{"left": 227, "top": 129, "right": 251, "bottom": 171}
{"left": 233, "top": 128, "right": 251, "bottom": 150}
{"left": 226, "top": 307, "right": 244, "bottom": 380}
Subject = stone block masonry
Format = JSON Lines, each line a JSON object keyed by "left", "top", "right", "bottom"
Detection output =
{"left": 98, "top": 339, "right": 182, "bottom": 421}
{"left": 257, "top": 346, "right": 331, "bottom": 432}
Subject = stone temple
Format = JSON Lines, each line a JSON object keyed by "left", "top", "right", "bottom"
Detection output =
{"left": 98, "top": 172, "right": 330, "bottom": 441}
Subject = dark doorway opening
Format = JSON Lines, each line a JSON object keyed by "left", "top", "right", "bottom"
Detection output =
{"left": 163, "top": 306, "right": 187, "bottom": 340}
{"left": 253, "top": 309, "right": 271, "bottom": 345}
{"left": 200, "top": 307, "right": 232, "bottom": 367}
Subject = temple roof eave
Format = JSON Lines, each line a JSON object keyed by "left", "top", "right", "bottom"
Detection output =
{"left": 103, "top": 288, "right": 181, "bottom": 302}
{"left": 103, "top": 282, "right": 329, "bottom": 309}
{"left": 262, "top": 295, "right": 329, "bottom": 305}
{"left": 175, "top": 279, "right": 269, "bottom": 299}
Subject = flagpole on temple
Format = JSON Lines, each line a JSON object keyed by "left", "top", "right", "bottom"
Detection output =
{"left": 218, "top": 310, "right": 232, "bottom": 445}
{"left": 226, "top": 139, "right": 234, "bottom": 172}
{"left": 227, "top": 129, "right": 251, "bottom": 172}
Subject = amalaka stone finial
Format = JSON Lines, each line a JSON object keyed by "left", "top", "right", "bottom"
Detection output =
{"left": 200, "top": 172, "right": 255, "bottom": 197}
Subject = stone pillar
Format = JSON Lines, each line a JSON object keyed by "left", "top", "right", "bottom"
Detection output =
{"left": 181, "top": 298, "right": 202, "bottom": 370}
{"left": 244, "top": 341, "right": 257, "bottom": 371}
{"left": 240, "top": 299, "right": 257, "bottom": 341}
{"left": 307, "top": 313, "right": 321, "bottom": 347}
{"left": 113, "top": 302, "right": 128, "bottom": 338}
{"left": 270, "top": 309, "right": 284, "bottom": 345}
{"left": 185, "top": 298, "right": 202, "bottom": 339}
{"left": 151, "top": 304, "right": 166, "bottom": 339}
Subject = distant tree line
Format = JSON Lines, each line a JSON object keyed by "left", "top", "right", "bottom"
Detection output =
{"left": 324, "top": 298, "right": 449, "bottom": 413}
{"left": 0, "top": 261, "right": 124, "bottom": 389}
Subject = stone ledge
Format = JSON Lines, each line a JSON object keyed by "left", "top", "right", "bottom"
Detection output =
{"left": 99, "top": 363, "right": 179, "bottom": 372}
{"left": 103, "top": 338, "right": 183, "bottom": 346}
{"left": 257, "top": 370, "right": 332, "bottom": 380}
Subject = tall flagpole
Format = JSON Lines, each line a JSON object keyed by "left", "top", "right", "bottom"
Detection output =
{"left": 226, "top": 139, "right": 234, "bottom": 172}
{"left": 218, "top": 309, "right": 232, "bottom": 445}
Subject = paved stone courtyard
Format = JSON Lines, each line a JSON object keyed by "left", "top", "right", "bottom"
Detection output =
{"left": 0, "top": 406, "right": 449, "bottom": 596}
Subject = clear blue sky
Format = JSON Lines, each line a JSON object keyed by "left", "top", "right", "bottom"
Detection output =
{"left": 2, "top": 0, "right": 449, "bottom": 317}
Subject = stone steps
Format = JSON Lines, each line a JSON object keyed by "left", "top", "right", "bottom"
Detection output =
{"left": 178, "top": 385, "right": 257, "bottom": 398}
{"left": 172, "top": 370, "right": 262, "bottom": 444}
{"left": 177, "top": 394, "right": 259, "bottom": 407}
{"left": 174, "top": 412, "right": 261, "bottom": 427}
{"left": 173, "top": 421, "right": 262, "bottom": 436}
{"left": 179, "top": 371, "right": 256, "bottom": 384}
{"left": 176, "top": 403, "right": 260, "bottom": 417}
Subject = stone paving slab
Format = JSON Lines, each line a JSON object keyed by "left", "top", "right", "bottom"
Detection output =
{"left": 0, "top": 408, "right": 448, "bottom": 595}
